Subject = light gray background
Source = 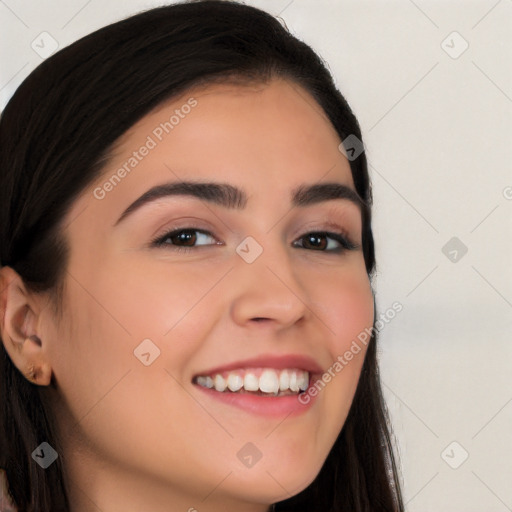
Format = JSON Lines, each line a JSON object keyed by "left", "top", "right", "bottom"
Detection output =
{"left": 1, "top": 1, "right": 511, "bottom": 511}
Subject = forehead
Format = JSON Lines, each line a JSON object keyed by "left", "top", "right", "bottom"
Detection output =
{"left": 71, "top": 78, "right": 356, "bottom": 223}
{"left": 115, "top": 78, "right": 349, "bottom": 177}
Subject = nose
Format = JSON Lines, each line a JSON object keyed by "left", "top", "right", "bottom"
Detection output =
{"left": 229, "top": 237, "right": 309, "bottom": 330}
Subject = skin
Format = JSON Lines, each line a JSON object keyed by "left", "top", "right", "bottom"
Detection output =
{"left": 0, "top": 78, "right": 374, "bottom": 512}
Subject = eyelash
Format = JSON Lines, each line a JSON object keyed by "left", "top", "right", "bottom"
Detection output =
{"left": 150, "top": 224, "right": 359, "bottom": 254}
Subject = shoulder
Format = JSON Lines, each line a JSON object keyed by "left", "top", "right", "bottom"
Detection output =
{"left": 0, "top": 469, "right": 17, "bottom": 512}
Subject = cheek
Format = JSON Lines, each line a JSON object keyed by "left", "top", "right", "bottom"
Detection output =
{"left": 92, "top": 256, "right": 220, "bottom": 338}
{"left": 310, "top": 264, "right": 374, "bottom": 350}
{"left": 307, "top": 262, "right": 374, "bottom": 409}
{"left": 48, "top": 265, "right": 216, "bottom": 472}
{"left": 48, "top": 275, "right": 136, "bottom": 418}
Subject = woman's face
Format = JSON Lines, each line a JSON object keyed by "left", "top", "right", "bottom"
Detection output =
{"left": 43, "top": 78, "right": 374, "bottom": 510}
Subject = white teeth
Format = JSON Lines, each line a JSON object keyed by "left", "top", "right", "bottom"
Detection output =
{"left": 196, "top": 375, "right": 213, "bottom": 389}
{"left": 298, "top": 372, "right": 308, "bottom": 391}
{"left": 279, "top": 370, "right": 290, "bottom": 391}
{"left": 227, "top": 374, "right": 243, "bottom": 392}
{"left": 196, "top": 368, "right": 310, "bottom": 395}
{"left": 289, "top": 371, "right": 299, "bottom": 392}
{"left": 259, "top": 369, "right": 279, "bottom": 394}
{"left": 243, "top": 373, "right": 259, "bottom": 391}
{"left": 213, "top": 374, "right": 227, "bottom": 392}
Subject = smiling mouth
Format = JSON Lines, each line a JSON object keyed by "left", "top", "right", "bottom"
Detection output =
{"left": 192, "top": 367, "right": 310, "bottom": 397}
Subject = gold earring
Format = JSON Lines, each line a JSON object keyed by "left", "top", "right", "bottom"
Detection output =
{"left": 27, "top": 363, "right": 37, "bottom": 382}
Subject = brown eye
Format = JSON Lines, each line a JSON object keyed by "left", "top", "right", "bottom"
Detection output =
{"left": 293, "top": 231, "right": 358, "bottom": 253}
{"left": 151, "top": 228, "right": 219, "bottom": 252}
{"left": 303, "top": 233, "right": 327, "bottom": 250}
{"left": 168, "top": 229, "right": 197, "bottom": 246}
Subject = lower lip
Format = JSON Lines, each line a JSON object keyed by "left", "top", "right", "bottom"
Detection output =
{"left": 193, "top": 377, "right": 320, "bottom": 418}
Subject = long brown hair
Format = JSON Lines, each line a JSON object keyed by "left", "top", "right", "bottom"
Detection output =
{"left": 0, "top": 1, "right": 404, "bottom": 510}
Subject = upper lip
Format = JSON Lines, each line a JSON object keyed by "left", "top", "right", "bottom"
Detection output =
{"left": 193, "top": 353, "right": 324, "bottom": 377}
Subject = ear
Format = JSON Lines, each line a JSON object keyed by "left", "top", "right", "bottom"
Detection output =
{"left": 0, "top": 266, "right": 53, "bottom": 386}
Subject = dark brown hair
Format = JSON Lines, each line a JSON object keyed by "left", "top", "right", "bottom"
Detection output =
{"left": 0, "top": 1, "right": 404, "bottom": 510}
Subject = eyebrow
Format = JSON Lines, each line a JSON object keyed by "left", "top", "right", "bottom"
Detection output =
{"left": 113, "top": 180, "right": 367, "bottom": 226}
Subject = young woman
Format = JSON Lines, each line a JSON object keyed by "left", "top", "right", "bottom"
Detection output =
{"left": 0, "top": 1, "right": 404, "bottom": 510}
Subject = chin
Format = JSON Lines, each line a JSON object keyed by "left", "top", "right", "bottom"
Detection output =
{"left": 226, "top": 456, "right": 324, "bottom": 505}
